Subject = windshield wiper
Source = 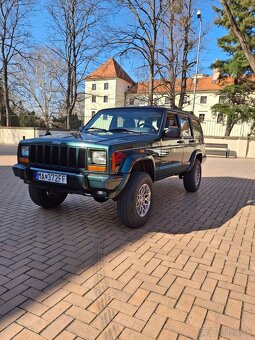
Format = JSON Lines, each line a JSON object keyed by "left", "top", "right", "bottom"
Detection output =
{"left": 70, "top": 132, "right": 82, "bottom": 139}
{"left": 109, "top": 128, "right": 141, "bottom": 134}
{"left": 83, "top": 127, "right": 108, "bottom": 132}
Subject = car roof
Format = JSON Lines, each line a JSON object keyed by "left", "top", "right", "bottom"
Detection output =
{"left": 99, "top": 106, "right": 196, "bottom": 117}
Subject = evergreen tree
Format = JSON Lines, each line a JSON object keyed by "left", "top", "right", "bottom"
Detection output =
{"left": 212, "top": 0, "right": 255, "bottom": 136}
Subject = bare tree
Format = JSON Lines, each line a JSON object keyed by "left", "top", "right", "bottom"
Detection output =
{"left": 177, "top": 0, "right": 194, "bottom": 109}
{"left": 220, "top": 0, "right": 255, "bottom": 74}
{"left": 0, "top": 0, "right": 33, "bottom": 126}
{"left": 47, "top": 0, "right": 102, "bottom": 129}
{"left": 159, "top": 0, "right": 196, "bottom": 108}
{"left": 14, "top": 48, "right": 65, "bottom": 128}
{"left": 108, "top": 0, "right": 168, "bottom": 105}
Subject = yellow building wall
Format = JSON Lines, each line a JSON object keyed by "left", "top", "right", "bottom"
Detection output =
{"left": 84, "top": 78, "right": 132, "bottom": 124}
{"left": 126, "top": 91, "right": 219, "bottom": 120}
{"left": 84, "top": 79, "right": 117, "bottom": 124}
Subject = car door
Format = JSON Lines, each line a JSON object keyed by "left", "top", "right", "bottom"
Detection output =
{"left": 178, "top": 115, "right": 195, "bottom": 171}
{"left": 156, "top": 112, "right": 184, "bottom": 179}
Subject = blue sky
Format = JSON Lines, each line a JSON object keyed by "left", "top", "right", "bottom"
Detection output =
{"left": 30, "top": 0, "right": 228, "bottom": 81}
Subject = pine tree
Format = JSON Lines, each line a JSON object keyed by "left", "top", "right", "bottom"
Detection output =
{"left": 211, "top": 0, "right": 255, "bottom": 136}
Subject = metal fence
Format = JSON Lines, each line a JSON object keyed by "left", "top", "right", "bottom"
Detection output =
{"left": 201, "top": 120, "right": 252, "bottom": 137}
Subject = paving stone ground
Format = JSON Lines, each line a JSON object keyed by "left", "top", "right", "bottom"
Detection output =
{"left": 0, "top": 144, "right": 255, "bottom": 340}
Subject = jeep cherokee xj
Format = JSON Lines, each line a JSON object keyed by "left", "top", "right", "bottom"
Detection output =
{"left": 13, "top": 106, "right": 206, "bottom": 228}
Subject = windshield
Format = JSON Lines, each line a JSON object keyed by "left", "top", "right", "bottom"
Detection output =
{"left": 82, "top": 108, "right": 164, "bottom": 135}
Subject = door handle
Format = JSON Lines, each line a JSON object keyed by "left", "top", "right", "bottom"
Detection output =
{"left": 177, "top": 140, "right": 185, "bottom": 144}
{"left": 188, "top": 139, "right": 196, "bottom": 143}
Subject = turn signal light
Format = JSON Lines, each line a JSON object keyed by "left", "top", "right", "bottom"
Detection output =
{"left": 18, "top": 156, "right": 29, "bottom": 165}
{"left": 87, "top": 165, "right": 106, "bottom": 172}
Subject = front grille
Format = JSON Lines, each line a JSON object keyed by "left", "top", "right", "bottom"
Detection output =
{"left": 30, "top": 144, "right": 86, "bottom": 169}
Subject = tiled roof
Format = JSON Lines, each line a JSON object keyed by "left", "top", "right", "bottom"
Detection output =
{"left": 85, "top": 58, "right": 135, "bottom": 84}
{"left": 126, "top": 76, "right": 248, "bottom": 94}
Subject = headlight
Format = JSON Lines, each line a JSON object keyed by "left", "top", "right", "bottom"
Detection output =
{"left": 90, "top": 150, "right": 106, "bottom": 165}
{"left": 87, "top": 150, "right": 106, "bottom": 172}
{"left": 21, "top": 146, "right": 29, "bottom": 157}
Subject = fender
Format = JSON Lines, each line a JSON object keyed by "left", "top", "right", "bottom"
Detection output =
{"left": 186, "top": 150, "right": 203, "bottom": 172}
{"left": 121, "top": 154, "right": 156, "bottom": 179}
{"left": 110, "top": 154, "right": 156, "bottom": 200}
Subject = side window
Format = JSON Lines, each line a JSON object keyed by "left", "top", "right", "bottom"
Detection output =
{"left": 179, "top": 116, "right": 192, "bottom": 138}
{"left": 191, "top": 118, "right": 203, "bottom": 142}
{"left": 165, "top": 114, "right": 178, "bottom": 128}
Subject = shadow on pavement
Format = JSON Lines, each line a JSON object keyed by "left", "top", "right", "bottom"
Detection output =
{"left": 0, "top": 162, "right": 255, "bottom": 321}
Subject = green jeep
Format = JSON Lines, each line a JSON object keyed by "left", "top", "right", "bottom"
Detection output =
{"left": 13, "top": 107, "right": 206, "bottom": 228}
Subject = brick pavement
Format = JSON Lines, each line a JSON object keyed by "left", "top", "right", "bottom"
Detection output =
{"left": 0, "top": 144, "right": 255, "bottom": 340}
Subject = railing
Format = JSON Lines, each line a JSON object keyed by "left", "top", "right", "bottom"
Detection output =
{"left": 200, "top": 120, "right": 252, "bottom": 137}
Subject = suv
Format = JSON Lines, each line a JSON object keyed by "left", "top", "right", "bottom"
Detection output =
{"left": 13, "top": 107, "right": 206, "bottom": 228}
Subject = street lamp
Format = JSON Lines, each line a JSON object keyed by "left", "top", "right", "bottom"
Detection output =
{"left": 192, "top": 10, "right": 202, "bottom": 113}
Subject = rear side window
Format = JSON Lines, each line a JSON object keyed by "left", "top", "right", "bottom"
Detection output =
{"left": 179, "top": 116, "right": 192, "bottom": 138}
{"left": 192, "top": 118, "right": 203, "bottom": 142}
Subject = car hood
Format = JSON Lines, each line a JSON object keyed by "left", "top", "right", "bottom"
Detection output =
{"left": 21, "top": 131, "right": 159, "bottom": 147}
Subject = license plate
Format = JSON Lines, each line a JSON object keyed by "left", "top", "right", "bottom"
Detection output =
{"left": 35, "top": 171, "right": 67, "bottom": 184}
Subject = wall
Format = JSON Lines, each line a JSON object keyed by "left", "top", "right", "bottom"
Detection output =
{"left": 84, "top": 79, "right": 117, "bottom": 124}
{"left": 84, "top": 78, "right": 133, "bottom": 124}
{"left": 204, "top": 136, "right": 255, "bottom": 159}
{"left": 0, "top": 127, "right": 71, "bottom": 145}
{"left": 126, "top": 90, "right": 220, "bottom": 120}
{"left": 0, "top": 127, "right": 37, "bottom": 144}
{"left": 115, "top": 78, "right": 132, "bottom": 107}
{"left": 0, "top": 127, "right": 254, "bottom": 158}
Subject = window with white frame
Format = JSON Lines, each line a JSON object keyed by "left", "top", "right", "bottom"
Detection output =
{"left": 91, "top": 110, "right": 96, "bottom": 117}
{"left": 183, "top": 95, "right": 190, "bottom": 104}
{"left": 200, "top": 96, "right": 207, "bottom": 104}
{"left": 92, "top": 95, "right": 96, "bottom": 103}
{"left": 217, "top": 113, "right": 224, "bottom": 123}
{"left": 103, "top": 96, "right": 108, "bottom": 103}
{"left": 92, "top": 84, "right": 96, "bottom": 91}
{"left": 154, "top": 98, "right": 159, "bottom": 106}
{"left": 104, "top": 83, "right": 109, "bottom": 90}
{"left": 199, "top": 114, "right": 205, "bottom": 122}
{"left": 165, "top": 97, "right": 170, "bottom": 105}
{"left": 219, "top": 95, "right": 227, "bottom": 104}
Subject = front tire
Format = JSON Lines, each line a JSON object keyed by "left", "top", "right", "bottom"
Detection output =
{"left": 117, "top": 171, "right": 153, "bottom": 228}
{"left": 28, "top": 185, "right": 68, "bottom": 208}
{"left": 183, "top": 159, "right": 201, "bottom": 192}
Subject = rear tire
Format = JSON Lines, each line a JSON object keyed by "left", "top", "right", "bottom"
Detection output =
{"left": 117, "top": 171, "right": 153, "bottom": 228}
{"left": 28, "top": 185, "right": 67, "bottom": 208}
{"left": 183, "top": 159, "right": 201, "bottom": 192}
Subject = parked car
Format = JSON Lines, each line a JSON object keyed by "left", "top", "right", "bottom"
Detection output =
{"left": 13, "top": 106, "right": 206, "bottom": 228}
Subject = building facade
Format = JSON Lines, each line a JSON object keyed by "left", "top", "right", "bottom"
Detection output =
{"left": 84, "top": 58, "right": 252, "bottom": 137}
{"left": 84, "top": 58, "right": 134, "bottom": 123}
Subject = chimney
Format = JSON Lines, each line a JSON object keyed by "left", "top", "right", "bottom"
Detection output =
{"left": 212, "top": 63, "right": 220, "bottom": 82}
{"left": 192, "top": 74, "right": 207, "bottom": 83}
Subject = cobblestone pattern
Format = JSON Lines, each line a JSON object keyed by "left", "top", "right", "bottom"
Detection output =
{"left": 0, "top": 145, "right": 255, "bottom": 340}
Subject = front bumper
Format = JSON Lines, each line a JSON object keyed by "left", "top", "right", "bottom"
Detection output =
{"left": 12, "top": 164, "right": 127, "bottom": 199}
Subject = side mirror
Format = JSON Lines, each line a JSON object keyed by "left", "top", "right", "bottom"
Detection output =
{"left": 164, "top": 126, "right": 180, "bottom": 138}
